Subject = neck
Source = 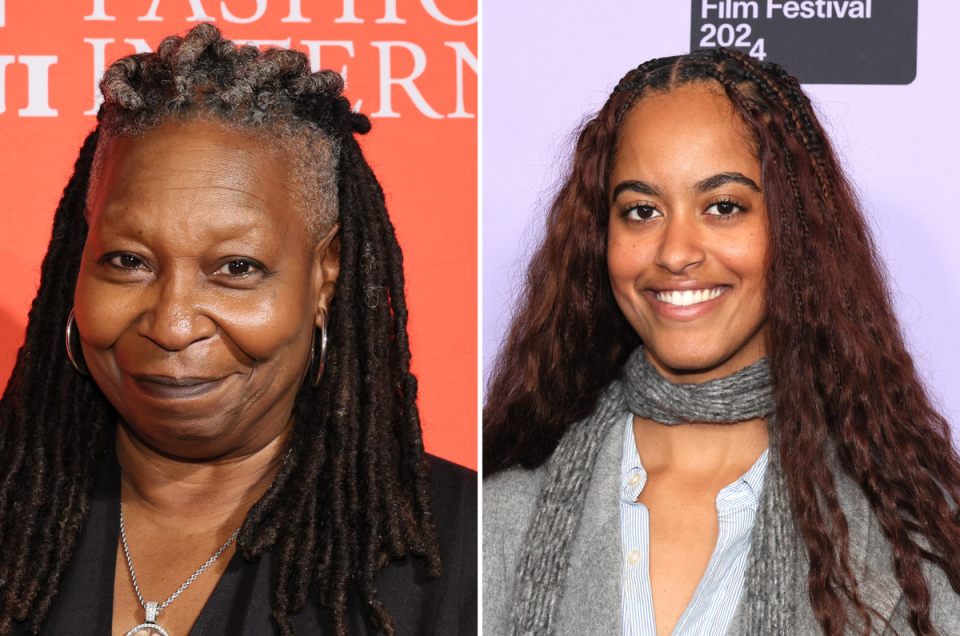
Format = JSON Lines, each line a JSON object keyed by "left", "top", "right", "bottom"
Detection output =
{"left": 115, "top": 421, "right": 291, "bottom": 528}
{"left": 633, "top": 414, "right": 768, "bottom": 481}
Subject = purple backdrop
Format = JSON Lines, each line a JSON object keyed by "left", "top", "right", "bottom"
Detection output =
{"left": 482, "top": 2, "right": 960, "bottom": 426}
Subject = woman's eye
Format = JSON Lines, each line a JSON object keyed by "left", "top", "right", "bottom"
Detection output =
{"left": 216, "top": 260, "right": 261, "bottom": 277}
{"left": 705, "top": 201, "right": 743, "bottom": 216}
{"left": 106, "top": 254, "right": 147, "bottom": 270}
{"left": 624, "top": 205, "right": 663, "bottom": 222}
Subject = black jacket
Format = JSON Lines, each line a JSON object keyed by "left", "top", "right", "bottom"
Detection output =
{"left": 14, "top": 450, "right": 476, "bottom": 635}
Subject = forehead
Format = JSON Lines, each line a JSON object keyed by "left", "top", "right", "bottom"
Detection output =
{"left": 87, "top": 121, "right": 310, "bottom": 245}
{"left": 612, "top": 85, "right": 759, "bottom": 186}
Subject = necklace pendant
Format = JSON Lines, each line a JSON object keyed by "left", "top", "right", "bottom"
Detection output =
{"left": 125, "top": 602, "right": 171, "bottom": 636}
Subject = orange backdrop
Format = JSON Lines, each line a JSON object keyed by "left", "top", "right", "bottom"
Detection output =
{"left": 0, "top": 0, "right": 477, "bottom": 469}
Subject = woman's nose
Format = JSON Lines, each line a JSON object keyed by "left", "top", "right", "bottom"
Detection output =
{"left": 655, "top": 212, "right": 705, "bottom": 274}
{"left": 137, "top": 275, "right": 216, "bottom": 351}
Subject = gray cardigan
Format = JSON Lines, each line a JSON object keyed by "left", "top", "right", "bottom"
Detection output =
{"left": 483, "top": 413, "right": 960, "bottom": 635}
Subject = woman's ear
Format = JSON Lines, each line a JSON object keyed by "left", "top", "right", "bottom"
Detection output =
{"left": 312, "top": 222, "right": 340, "bottom": 320}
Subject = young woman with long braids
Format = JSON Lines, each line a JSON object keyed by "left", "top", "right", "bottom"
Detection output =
{"left": 0, "top": 24, "right": 476, "bottom": 636}
{"left": 483, "top": 50, "right": 960, "bottom": 635}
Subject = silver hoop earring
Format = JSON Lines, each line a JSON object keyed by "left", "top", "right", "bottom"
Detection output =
{"left": 65, "top": 308, "right": 88, "bottom": 376}
{"left": 312, "top": 308, "right": 329, "bottom": 388}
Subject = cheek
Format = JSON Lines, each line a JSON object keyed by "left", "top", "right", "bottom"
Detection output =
{"left": 73, "top": 274, "right": 140, "bottom": 351}
{"left": 721, "top": 232, "right": 767, "bottom": 284}
{"left": 715, "top": 231, "right": 769, "bottom": 319}
{"left": 606, "top": 225, "right": 655, "bottom": 298}
{"left": 216, "top": 288, "right": 313, "bottom": 361}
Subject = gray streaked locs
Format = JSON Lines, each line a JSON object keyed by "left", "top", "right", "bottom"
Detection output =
{"left": 88, "top": 23, "right": 341, "bottom": 240}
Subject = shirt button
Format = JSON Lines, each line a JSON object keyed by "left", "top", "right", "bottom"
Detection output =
{"left": 627, "top": 550, "right": 641, "bottom": 564}
{"left": 628, "top": 474, "right": 641, "bottom": 487}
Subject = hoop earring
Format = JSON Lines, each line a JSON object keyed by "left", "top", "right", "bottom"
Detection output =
{"left": 65, "top": 308, "right": 89, "bottom": 376}
{"left": 312, "top": 308, "right": 329, "bottom": 388}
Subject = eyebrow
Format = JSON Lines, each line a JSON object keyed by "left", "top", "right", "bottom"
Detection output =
{"left": 695, "top": 172, "right": 762, "bottom": 193}
{"left": 610, "top": 171, "right": 762, "bottom": 201}
{"left": 611, "top": 180, "right": 662, "bottom": 200}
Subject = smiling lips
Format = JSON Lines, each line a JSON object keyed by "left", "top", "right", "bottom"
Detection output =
{"left": 653, "top": 286, "right": 727, "bottom": 307}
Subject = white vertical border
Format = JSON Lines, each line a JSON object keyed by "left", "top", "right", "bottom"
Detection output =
{"left": 476, "top": 0, "right": 484, "bottom": 632}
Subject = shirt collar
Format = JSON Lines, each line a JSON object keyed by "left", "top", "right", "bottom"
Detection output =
{"left": 620, "top": 414, "right": 647, "bottom": 502}
{"left": 620, "top": 413, "right": 643, "bottom": 477}
{"left": 738, "top": 447, "right": 769, "bottom": 502}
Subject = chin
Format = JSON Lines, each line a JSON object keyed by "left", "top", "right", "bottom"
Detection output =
{"left": 120, "top": 413, "right": 237, "bottom": 456}
{"left": 643, "top": 336, "right": 758, "bottom": 381}
{"left": 654, "top": 352, "right": 728, "bottom": 376}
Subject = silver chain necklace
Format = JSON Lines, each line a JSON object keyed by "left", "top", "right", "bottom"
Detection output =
{"left": 120, "top": 503, "right": 240, "bottom": 636}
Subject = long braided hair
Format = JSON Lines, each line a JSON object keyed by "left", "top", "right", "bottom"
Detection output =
{"left": 0, "top": 23, "right": 441, "bottom": 636}
{"left": 484, "top": 49, "right": 960, "bottom": 635}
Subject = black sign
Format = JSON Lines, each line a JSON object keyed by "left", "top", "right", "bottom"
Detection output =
{"left": 689, "top": 0, "right": 917, "bottom": 84}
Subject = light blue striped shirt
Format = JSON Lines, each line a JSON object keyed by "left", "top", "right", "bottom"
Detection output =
{"left": 620, "top": 414, "right": 769, "bottom": 636}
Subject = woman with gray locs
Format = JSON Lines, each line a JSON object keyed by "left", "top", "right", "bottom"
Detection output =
{"left": 484, "top": 49, "right": 960, "bottom": 636}
{"left": 0, "top": 24, "right": 475, "bottom": 636}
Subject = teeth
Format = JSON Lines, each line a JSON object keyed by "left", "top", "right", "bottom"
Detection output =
{"left": 656, "top": 287, "right": 724, "bottom": 306}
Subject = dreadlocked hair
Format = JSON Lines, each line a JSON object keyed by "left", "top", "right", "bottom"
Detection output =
{"left": 484, "top": 48, "right": 960, "bottom": 635}
{"left": 0, "top": 23, "right": 441, "bottom": 636}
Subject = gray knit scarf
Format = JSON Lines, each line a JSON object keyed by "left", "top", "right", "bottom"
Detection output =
{"left": 508, "top": 347, "right": 805, "bottom": 636}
